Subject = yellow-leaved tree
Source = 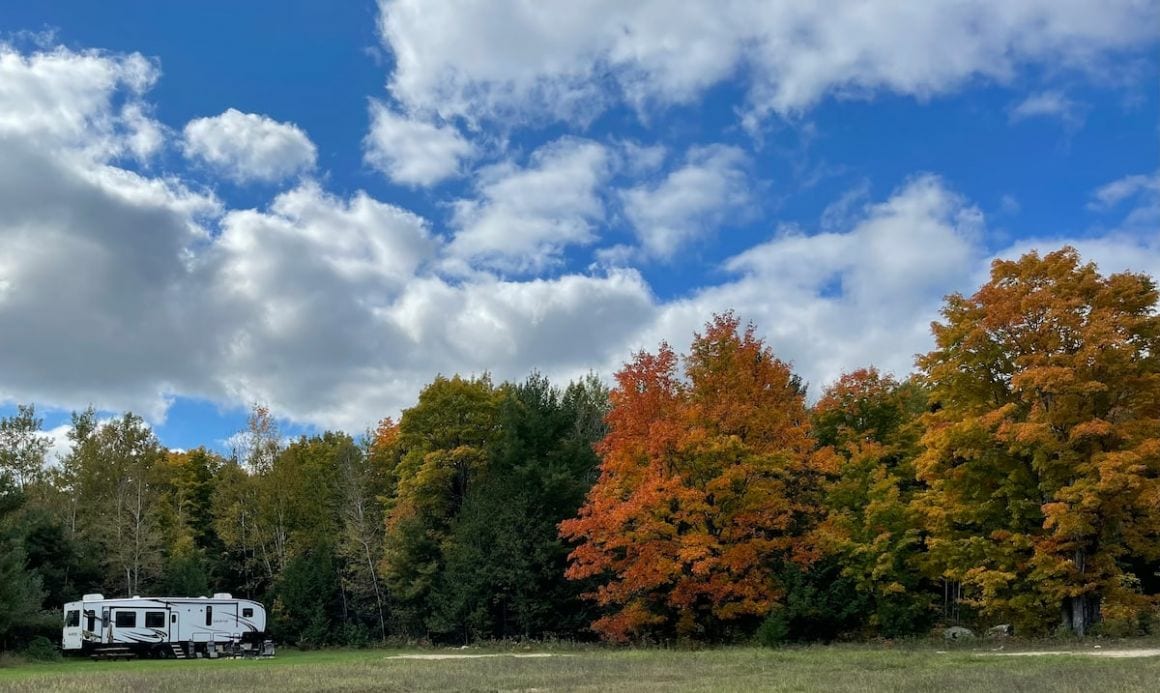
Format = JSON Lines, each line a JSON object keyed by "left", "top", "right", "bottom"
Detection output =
{"left": 916, "top": 247, "right": 1160, "bottom": 635}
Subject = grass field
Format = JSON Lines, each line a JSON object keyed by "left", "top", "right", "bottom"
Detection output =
{"left": 2, "top": 643, "right": 1159, "bottom": 692}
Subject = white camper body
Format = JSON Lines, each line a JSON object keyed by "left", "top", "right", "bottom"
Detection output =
{"left": 62, "top": 593, "right": 273, "bottom": 659}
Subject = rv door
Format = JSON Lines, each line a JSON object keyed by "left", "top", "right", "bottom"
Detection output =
{"left": 62, "top": 606, "right": 83, "bottom": 651}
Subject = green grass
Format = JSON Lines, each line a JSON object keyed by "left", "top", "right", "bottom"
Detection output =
{"left": 2, "top": 643, "right": 1159, "bottom": 692}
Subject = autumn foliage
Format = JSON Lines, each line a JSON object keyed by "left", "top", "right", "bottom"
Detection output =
{"left": 3, "top": 245, "right": 1159, "bottom": 650}
{"left": 916, "top": 248, "right": 1160, "bottom": 635}
{"left": 560, "top": 313, "right": 818, "bottom": 641}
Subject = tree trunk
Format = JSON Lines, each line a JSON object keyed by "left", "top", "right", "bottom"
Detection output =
{"left": 1062, "top": 593, "right": 1101, "bottom": 636}
{"left": 362, "top": 538, "right": 387, "bottom": 642}
{"left": 1063, "top": 548, "right": 1101, "bottom": 636}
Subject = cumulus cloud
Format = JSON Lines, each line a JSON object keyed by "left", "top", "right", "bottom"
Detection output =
{"left": 0, "top": 45, "right": 217, "bottom": 420}
{"left": 377, "top": 0, "right": 1159, "bottom": 125}
{"left": 363, "top": 100, "right": 474, "bottom": 186}
{"left": 666, "top": 175, "right": 987, "bottom": 389}
{"left": 3, "top": 40, "right": 1160, "bottom": 438}
{"left": 0, "top": 137, "right": 218, "bottom": 420}
{"left": 327, "top": 173, "right": 1155, "bottom": 423}
{"left": 637, "top": 174, "right": 1159, "bottom": 395}
{"left": 0, "top": 44, "right": 649, "bottom": 430}
{"left": 201, "top": 172, "right": 1159, "bottom": 427}
{"left": 620, "top": 145, "right": 751, "bottom": 259}
{"left": 182, "top": 108, "right": 317, "bottom": 183}
{"left": 447, "top": 138, "right": 610, "bottom": 274}
{"left": 203, "top": 183, "right": 442, "bottom": 426}
{"left": 0, "top": 43, "right": 161, "bottom": 159}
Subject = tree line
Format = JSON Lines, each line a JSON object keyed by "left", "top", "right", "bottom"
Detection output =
{"left": 1, "top": 246, "right": 1158, "bottom": 651}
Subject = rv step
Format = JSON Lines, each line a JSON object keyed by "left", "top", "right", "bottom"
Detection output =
{"left": 169, "top": 643, "right": 187, "bottom": 659}
{"left": 90, "top": 646, "right": 135, "bottom": 661}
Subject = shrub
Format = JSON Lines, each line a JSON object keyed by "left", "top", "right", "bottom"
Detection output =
{"left": 22, "top": 636, "right": 60, "bottom": 661}
{"left": 756, "top": 609, "right": 791, "bottom": 647}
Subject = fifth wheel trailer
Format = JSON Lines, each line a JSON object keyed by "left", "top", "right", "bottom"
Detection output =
{"left": 62, "top": 593, "right": 274, "bottom": 659}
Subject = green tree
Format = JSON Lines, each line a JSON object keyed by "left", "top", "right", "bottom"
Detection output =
{"left": 337, "top": 433, "right": 389, "bottom": 641}
{"left": 0, "top": 405, "right": 50, "bottom": 490}
{"left": 0, "top": 476, "right": 45, "bottom": 650}
{"left": 66, "top": 412, "right": 166, "bottom": 595}
{"left": 156, "top": 448, "right": 224, "bottom": 595}
{"left": 812, "top": 369, "right": 934, "bottom": 637}
{"left": 382, "top": 375, "right": 504, "bottom": 636}
{"left": 15, "top": 505, "right": 102, "bottom": 609}
{"left": 211, "top": 459, "right": 264, "bottom": 596}
{"left": 271, "top": 550, "right": 341, "bottom": 647}
{"left": 431, "top": 373, "right": 608, "bottom": 641}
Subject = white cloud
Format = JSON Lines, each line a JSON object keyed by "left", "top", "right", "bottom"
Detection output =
{"left": 182, "top": 108, "right": 316, "bottom": 183}
{"left": 0, "top": 140, "right": 219, "bottom": 420}
{"left": 40, "top": 423, "right": 73, "bottom": 467}
{"left": 819, "top": 181, "right": 872, "bottom": 231}
{"left": 1009, "top": 90, "right": 1085, "bottom": 128}
{"left": 3, "top": 40, "right": 1159, "bottom": 440}
{"left": 649, "top": 174, "right": 1158, "bottom": 395}
{"left": 377, "top": 0, "right": 1159, "bottom": 125}
{"left": 381, "top": 269, "right": 654, "bottom": 387}
{"left": 0, "top": 43, "right": 161, "bottom": 159}
{"left": 995, "top": 234, "right": 1160, "bottom": 293}
{"left": 617, "top": 141, "right": 667, "bottom": 177}
{"left": 121, "top": 103, "right": 167, "bottom": 161}
{"left": 0, "top": 44, "right": 647, "bottom": 431}
{"left": 447, "top": 138, "right": 610, "bottom": 273}
{"left": 1089, "top": 172, "right": 1160, "bottom": 211}
{"left": 203, "top": 182, "right": 441, "bottom": 424}
{"left": 1081, "top": 172, "right": 1160, "bottom": 269}
{"left": 994, "top": 173, "right": 1160, "bottom": 287}
{"left": 620, "top": 145, "right": 751, "bottom": 259}
{"left": 363, "top": 100, "right": 474, "bottom": 186}
{"left": 0, "top": 44, "right": 218, "bottom": 421}
{"left": 660, "top": 175, "right": 987, "bottom": 389}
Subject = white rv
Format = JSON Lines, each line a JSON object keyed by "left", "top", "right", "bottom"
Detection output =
{"left": 62, "top": 593, "right": 273, "bottom": 659}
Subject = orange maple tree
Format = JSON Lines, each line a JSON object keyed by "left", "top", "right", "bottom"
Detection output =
{"left": 915, "top": 248, "right": 1160, "bottom": 635}
{"left": 560, "top": 313, "right": 818, "bottom": 641}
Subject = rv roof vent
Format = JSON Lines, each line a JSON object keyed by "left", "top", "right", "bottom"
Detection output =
{"left": 132, "top": 595, "right": 140, "bottom": 599}
{"left": 82, "top": 593, "right": 104, "bottom": 602}
{"left": 213, "top": 592, "right": 233, "bottom": 599}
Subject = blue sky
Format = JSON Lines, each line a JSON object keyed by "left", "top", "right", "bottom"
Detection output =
{"left": 0, "top": 0, "right": 1157, "bottom": 457}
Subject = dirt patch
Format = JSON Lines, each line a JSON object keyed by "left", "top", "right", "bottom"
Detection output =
{"left": 388, "top": 653, "right": 568, "bottom": 660}
{"left": 982, "top": 648, "right": 1160, "bottom": 659}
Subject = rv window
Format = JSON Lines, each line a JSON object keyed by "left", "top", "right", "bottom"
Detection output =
{"left": 114, "top": 611, "right": 137, "bottom": 628}
{"left": 86, "top": 612, "right": 95, "bottom": 631}
{"left": 205, "top": 605, "right": 213, "bottom": 626}
{"left": 242, "top": 608, "right": 254, "bottom": 618}
{"left": 65, "top": 610, "right": 80, "bottom": 627}
{"left": 145, "top": 611, "right": 165, "bottom": 628}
